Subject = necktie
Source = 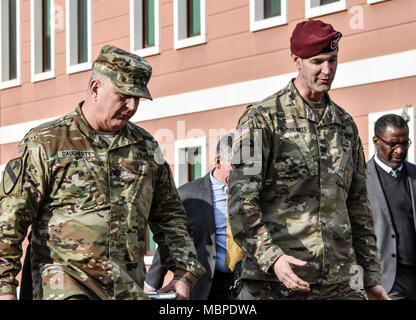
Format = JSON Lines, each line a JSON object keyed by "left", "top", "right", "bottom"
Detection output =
{"left": 225, "top": 196, "right": 243, "bottom": 272}
{"left": 390, "top": 169, "right": 401, "bottom": 178}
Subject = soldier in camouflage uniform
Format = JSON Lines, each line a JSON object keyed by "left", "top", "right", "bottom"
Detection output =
{"left": 0, "top": 45, "right": 205, "bottom": 300}
{"left": 228, "top": 20, "right": 389, "bottom": 300}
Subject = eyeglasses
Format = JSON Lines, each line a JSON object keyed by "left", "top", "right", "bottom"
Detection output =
{"left": 375, "top": 135, "right": 412, "bottom": 150}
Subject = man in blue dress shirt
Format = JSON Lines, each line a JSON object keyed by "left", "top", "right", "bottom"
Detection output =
{"left": 144, "top": 133, "right": 237, "bottom": 300}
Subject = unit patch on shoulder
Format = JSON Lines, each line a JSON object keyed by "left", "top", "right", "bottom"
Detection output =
{"left": 1, "top": 146, "right": 26, "bottom": 196}
{"left": 2, "top": 158, "right": 23, "bottom": 195}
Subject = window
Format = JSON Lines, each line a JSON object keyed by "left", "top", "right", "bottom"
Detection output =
{"left": 185, "top": 147, "right": 202, "bottom": 181}
{"left": 147, "top": 136, "right": 205, "bottom": 258}
{"left": 0, "top": 0, "right": 21, "bottom": 89}
{"left": 305, "top": 0, "right": 347, "bottom": 19}
{"left": 66, "top": 0, "right": 92, "bottom": 74}
{"left": 178, "top": 146, "right": 202, "bottom": 184}
{"left": 130, "top": 0, "right": 160, "bottom": 57}
{"left": 31, "top": 0, "right": 55, "bottom": 82}
{"left": 368, "top": 107, "right": 415, "bottom": 163}
{"left": 174, "top": 137, "right": 206, "bottom": 187}
{"left": 174, "top": 0, "right": 206, "bottom": 50}
{"left": 187, "top": 0, "right": 201, "bottom": 37}
{"left": 250, "top": 0, "right": 288, "bottom": 32}
{"left": 264, "top": 0, "right": 281, "bottom": 18}
{"left": 145, "top": 226, "right": 157, "bottom": 255}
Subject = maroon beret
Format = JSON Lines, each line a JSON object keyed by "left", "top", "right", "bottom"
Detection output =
{"left": 290, "top": 20, "right": 342, "bottom": 58}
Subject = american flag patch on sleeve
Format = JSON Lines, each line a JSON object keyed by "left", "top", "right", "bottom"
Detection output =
{"left": 234, "top": 121, "right": 250, "bottom": 142}
{"left": 10, "top": 146, "right": 26, "bottom": 160}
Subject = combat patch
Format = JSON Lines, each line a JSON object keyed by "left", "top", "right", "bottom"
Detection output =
{"left": 2, "top": 158, "right": 23, "bottom": 195}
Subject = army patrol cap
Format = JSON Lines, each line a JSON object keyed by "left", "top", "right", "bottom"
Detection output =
{"left": 290, "top": 20, "right": 342, "bottom": 58}
{"left": 92, "top": 45, "right": 153, "bottom": 100}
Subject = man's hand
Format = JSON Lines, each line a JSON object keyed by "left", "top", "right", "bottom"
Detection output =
{"left": 365, "top": 285, "right": 391, "bottom": 300}
{"left": 158, "top": 279, "right": 190, "bottom": 300}
{"left": 273, "top": 254, "right": 310, "bottom": 292}
{"left": 0, "top": 295, "right": 17, "bottom": 300}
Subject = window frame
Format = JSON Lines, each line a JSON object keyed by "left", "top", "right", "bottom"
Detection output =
{"left": 368, "top": 107, "right": 415, "bottom": 164}
{"left": 0, "top": 0, "right": 21, "bottom": 89}
{"left": 65, "top": 0, "right": 92, "bottom": 75}
{"left": 0, "top": 164, "right": 5, "bottom": 184}
{"left": 31, "top": 0, "right": 56, "bottom": 83}
{"left": 130, "top": 0, "right": 160, "bottom": 58}
{"left": 305, "top": 0, "right": 347, "bottom": 19}
{"left": 174, "top": 137, "right": 206, "bottom": 187}
{"left": 173, "top": 0, "right": 206, "bottom": 50}
{"left": 144, "top": 255, "right": 154, "bottom": 265}
{"left": 250, "top": 0, "right": 288, "bottom": 32}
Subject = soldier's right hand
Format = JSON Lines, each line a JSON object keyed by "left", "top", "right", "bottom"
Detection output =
{"left": 158, "top": 279, "right": 190, "bottom": 300}
{"left": 273, "top": 254, "right": 310, "bottom": 292}
{"left": 0, "top": 295, "right": 17, "bottom": 300}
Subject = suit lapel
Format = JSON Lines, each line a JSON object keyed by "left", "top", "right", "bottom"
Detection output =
{"left": 405, "top": 162, "right": 416, "bottom": 231}
{"left": 200, "top": 173, "right": 216, "bottom": 241}
{"left": 368, "top": 158, "right": 394, "bottom": 228}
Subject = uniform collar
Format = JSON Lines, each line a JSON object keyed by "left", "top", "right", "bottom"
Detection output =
{"left": 284, "top": 79, "right": 343, "bottom": 126}
{"left": 75, "top": 101, "right": 103, "bottom": 146}
{"left": 75, "top": 101, "right": 142, "bottom": 150}
{"left": 112, "top": 121, "right": 144, "bottom": 150}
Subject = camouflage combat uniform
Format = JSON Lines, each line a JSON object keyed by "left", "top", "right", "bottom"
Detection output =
{"left": 0, "top": 103, "right": 205, "bottom": 300}
{"left": 228, "top": 80, "right": 381, "bottom": 299}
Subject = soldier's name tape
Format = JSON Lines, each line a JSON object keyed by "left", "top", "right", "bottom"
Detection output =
{"left": 58, "top": 150, "right": 96, "bottom": 158}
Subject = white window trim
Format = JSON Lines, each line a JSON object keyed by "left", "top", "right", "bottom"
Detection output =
{"left": 0, "top": 0, "right": 21, "bottom": 89}
{"left": 31, "top": 0, "right": 56, "bottom": 83}
{"left": 368, "top": 107, "right": 415, "bottom": 164}
{"left": 250, "top": 0, "right": 288, "bottom": 32}
{"left": 0, "top": 164, "right": 5, "bottom": 183}
{"left": 305, "top": 0, "right": 347, "bottom": 19}
{"left": 174, "top": 137, "right": 207, "bottom": 187}
{"left": 173, "top": 0, "right": 206, "bottom": 50}
{"left": 368, "top": 0, "right": 388, "bottom": 4}
{"left": 144, "top": 255, "right": 154, "bottom": 265}
{"left": 65, "top": 0, "right": 92, "bottom": 75}
{"left": 130, "top": 0, "right": 160, "bottom": 57}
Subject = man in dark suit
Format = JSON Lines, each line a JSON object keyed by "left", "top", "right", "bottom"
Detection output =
{"left": 145, "top": 133, "right": 239, "bottom": 300}
{"left": 367, "top": 113, "right": 416, "bottom": 300}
